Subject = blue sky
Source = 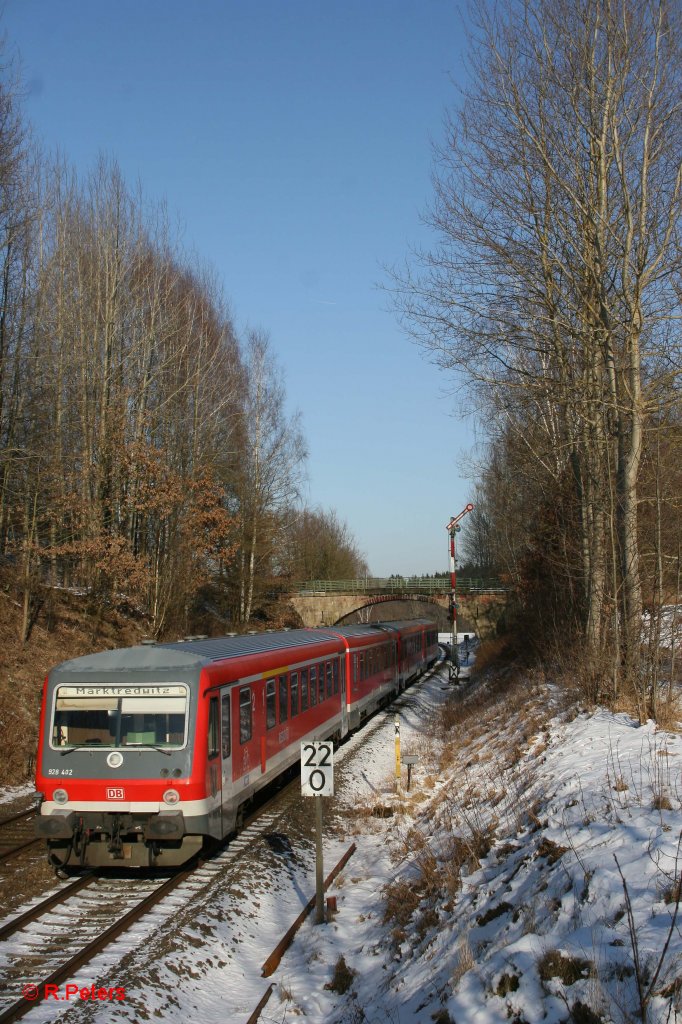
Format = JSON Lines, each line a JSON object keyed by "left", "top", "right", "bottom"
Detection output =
{"left": 4, "top": 0, "right": 476, "bottom": 576}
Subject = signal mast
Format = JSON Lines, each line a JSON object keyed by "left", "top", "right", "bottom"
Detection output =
{"left": 445, "top": 503, "right": 474, "bottom": 682}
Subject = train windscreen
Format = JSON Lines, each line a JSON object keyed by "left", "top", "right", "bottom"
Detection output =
{"left": 50, "top": 684, "right": 188, "bottom": 750}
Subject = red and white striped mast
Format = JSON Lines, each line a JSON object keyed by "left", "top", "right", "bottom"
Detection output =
{"left": 446, "top": 503, "right": 474, "bottom": 681}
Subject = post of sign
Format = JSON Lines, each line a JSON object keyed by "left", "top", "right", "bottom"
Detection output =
{"left": 394, "top": 716, "right": 401, "bottom": 792}
{"left": 446, "top": 504, "right": 474, "bottom": 683}
{"left": 315, "top": 795, "right": 324, "bottom": 924}
{"left": 301, "top": 740, "right": 334, "bottom": 924}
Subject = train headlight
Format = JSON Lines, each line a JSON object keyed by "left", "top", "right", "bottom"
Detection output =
{"left": 53, "top": 788, "right": 69, "bottom": 804}
{"left": 163, "top": 789, "right": 180, "bottom": 805}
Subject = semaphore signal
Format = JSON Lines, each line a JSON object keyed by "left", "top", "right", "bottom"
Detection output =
{"left": 445, "top": 503, "right": 474, "bottom": 682}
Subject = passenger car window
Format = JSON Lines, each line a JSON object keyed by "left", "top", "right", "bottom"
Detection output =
{"left": 208, "top": 696, "right": 219, "bottom": 759}
{"left": 239, "top": 686, "right": 252, "bottom": 744}
{"left": 221, "top": 692, "right": 231, "bottom": 759}
{"left": 266, "top": 679, "right": 276, "bottom": 730}
{"left": 279, "top": 674, "right": 288, "bottom": 723}
{"left": 309, "top": 666, "right": 317, "bottom": 706}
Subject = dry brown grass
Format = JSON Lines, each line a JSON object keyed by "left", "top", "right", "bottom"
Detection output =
{"left": 383, "top": 877, "right": 424, "bottom": 928}
{"left": 450, "top": 936, "right": 475, "bottom": 988}
{"left": 472, "top": 635, "right": 517, "bottom": 675}
{"left": 361, "top": 649, "right": 580, "bottom": 978}
{"left": 654, "top": 696, "right": 682, "bottom": 733}
{"left": 383, "top": 820, "right": 485, "bottom": 944}
{"left": 324, "top": 956, "right": 356, "bottom": 995}
{"left": 538, "top": 949, "right": 594, "bottom": 986}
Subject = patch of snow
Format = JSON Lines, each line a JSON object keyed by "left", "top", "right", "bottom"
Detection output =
{"left": 0, "top": 782, "right": 35, "bottom": 806}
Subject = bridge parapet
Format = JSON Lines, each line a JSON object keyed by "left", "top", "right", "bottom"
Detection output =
{"left": 294, "top": 577, "right": 506, "bottom": 596}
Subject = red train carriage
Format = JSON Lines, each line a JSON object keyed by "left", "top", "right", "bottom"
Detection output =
{"left": 331, "top": 625, "right": 399, "bottom": 730}
{"left": 378, "top": 619, "right": 439, "bottom": 686}
{"left": 34, "top": 621, "right": 439, "bottom": 869}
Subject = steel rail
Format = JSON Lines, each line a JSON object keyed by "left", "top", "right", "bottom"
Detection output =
{"left": 0, "top": 806, "right": 41, "bottom": 864}
{"left": 261, "top": 843, "right": 357, "bottom": 978}
{"left": 0, "top": 808, "right": 37, "bottom": 830}
{"left": 0, "top": 873, "right": 94, "bottom": 942}
{"left": 0, "top": 862, "right": 198, "bottom": 1024}
{"left": 0, "top": 837, "right": 41, "bottom": 864}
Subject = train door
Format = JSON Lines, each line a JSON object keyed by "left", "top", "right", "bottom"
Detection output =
{"left": 220, "top": 687, "right": 232, "bottom": 835}
{"left": 207, "top": 694, "right": 223, "bottom": 838}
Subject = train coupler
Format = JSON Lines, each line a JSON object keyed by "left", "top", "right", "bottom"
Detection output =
{"left": 107, "top": 815, "right": 124, "bottom": 859}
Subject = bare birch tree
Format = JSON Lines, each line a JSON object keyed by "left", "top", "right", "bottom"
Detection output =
{"left": 395, "top": 0, "right": 682, "bottom": 703}
{"left": 235, "top": 331, "right": 307, "bottom": 624}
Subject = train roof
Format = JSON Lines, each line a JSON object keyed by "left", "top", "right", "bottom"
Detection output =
{"left": 159, "top": 629, "right": 340, "bottom": 661}
{"left": 157, "top": 624, "right": 415, "bottom": 656}
{"left": 47, "top": 629, "right": 338, "bottom": 677}
{"left": 46, "top": 621, "right": 437, "bottom": 680}
{"left": 326, "top": 625, "right": 395, "bottom": 639}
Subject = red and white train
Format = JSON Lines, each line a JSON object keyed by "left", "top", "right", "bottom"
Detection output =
{"left": 34, "top": 619, "right": 439, "bottom": 868}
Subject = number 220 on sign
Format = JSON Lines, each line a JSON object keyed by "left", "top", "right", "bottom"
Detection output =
{"left": 301, "top": 741, "right": 334, "bottom": 797}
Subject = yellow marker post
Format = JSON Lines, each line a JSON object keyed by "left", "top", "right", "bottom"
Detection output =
{"left": 395, "top": 716, "right": 401, "bottom": 792}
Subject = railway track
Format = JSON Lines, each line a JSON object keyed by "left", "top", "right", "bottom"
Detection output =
{"left": 0, "top": 658, "right": 451, "bottom": 1023}
{"left": 0, "top": 775, "right": 303, "bottom": 1024}
{"left": 0, "top": 866, "right": 197, "bottom": 1023}
{"left": 0, "top": 807, "right": 40, "bottom": 865}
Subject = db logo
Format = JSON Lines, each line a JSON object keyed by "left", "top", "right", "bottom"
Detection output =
{"left": 106, "top": 788, "right": 125, "bottom": 800}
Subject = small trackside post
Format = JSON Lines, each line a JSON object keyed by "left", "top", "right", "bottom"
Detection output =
{"left": 315, "top": 796, "right": 324, "bottom": 924}
{"left": 394, "top": 716, "right": 401, "bottom": 792}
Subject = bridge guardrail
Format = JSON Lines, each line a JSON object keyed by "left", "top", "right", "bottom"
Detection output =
{"left": 293, "top": 577, "right": 507, "bottom": 595}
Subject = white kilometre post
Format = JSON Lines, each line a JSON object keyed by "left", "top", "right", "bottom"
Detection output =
{"left": 301, "top": 740, "right": 334, "bottom": 924}
{"left": 445, "top": 504, "right": 474, "bottom": 683}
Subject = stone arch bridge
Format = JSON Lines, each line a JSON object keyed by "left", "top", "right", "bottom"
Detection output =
{"left": 290, "top": 578, "right": 508, "bottom": 635}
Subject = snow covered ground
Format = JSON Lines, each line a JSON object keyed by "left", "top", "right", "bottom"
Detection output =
{"left": 271, "top": 664, "right": 682, "bottom": 1023}
{"left": 4, "top": 642, "right": 682, "bottom": 1023}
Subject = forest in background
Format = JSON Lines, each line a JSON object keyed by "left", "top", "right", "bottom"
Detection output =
{"left": 7, "top": 0, "right": 682, "bottom": 770}
{"left": 398, "top": 0, "right": 682, "bottom": 721}
{"left": 0, "top": 51, "right": 368, "bottom": 646}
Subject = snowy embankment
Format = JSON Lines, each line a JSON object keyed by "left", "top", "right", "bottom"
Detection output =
{"left": 279, "top": 668, "right": 682, "bottom": 1024}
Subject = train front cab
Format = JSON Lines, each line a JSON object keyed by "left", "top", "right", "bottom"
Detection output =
{"left": 34, "top": 645, "right": 208, "bottom": 870}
